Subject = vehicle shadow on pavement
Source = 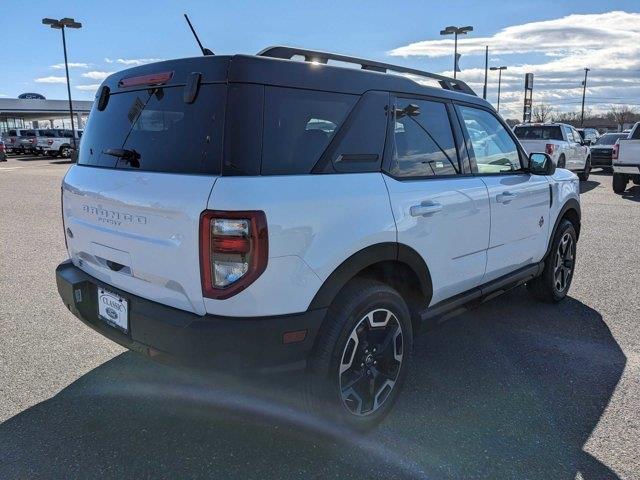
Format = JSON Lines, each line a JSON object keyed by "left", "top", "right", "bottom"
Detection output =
{"left": 621, "top": 185, "right": 640, "bottom": 202}
{"left": 579, "top": 179, "right": 600, "bottom": 194}
{"left": 0, "top": 288, "right": 624, "bottom": 480}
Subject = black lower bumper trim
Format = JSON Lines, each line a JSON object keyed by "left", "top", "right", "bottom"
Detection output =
{"left": 56, "top": 261, "right": 326, "bottom": 372}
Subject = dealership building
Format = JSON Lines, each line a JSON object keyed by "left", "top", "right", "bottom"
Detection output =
{"left": 0, "top": 93, "right": 93, "bottom": 133}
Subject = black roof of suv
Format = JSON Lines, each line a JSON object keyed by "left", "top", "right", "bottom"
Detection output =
{"left": 100, "top": 46, "right": 481, "bottom": 104}
{"left": 82, "top": 46, "right": 490, "bottom": 177}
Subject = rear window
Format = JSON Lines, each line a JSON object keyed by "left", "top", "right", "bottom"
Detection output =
{"left": 513, "top": 126, "right": 563, "bottom": 141}
{"left": 78, "top": 84, "right": 226, "bottom": 174}
{"left": 595, "top": 133, "right": 628, "bottom": 145}
{"left": 261, "top": 87, "right": 357, "bottom": 175}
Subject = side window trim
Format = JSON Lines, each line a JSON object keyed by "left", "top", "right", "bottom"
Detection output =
{"left": 452, "top": 101, "right": 528, "bottom": 176}
{"left": 381, "top": 94, "right": 464, "bottom": 180}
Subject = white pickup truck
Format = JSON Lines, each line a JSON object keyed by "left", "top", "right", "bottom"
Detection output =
{"left": 612, "top": 122, "right": 640, "bottom": 193}
{"left": 513, "top": 123, "right": 591, "bottom": 181}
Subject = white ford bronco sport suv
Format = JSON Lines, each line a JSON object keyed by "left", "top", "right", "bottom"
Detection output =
{"left": 56, "top": 47, "right": 581, "bottom": 428}
{"left": 513, "top": 123, "right": 592, "bottom": 181}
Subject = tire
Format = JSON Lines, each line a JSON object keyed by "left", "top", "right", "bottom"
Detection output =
{"left": 527, "top": 219, "right": 577, "bottom": 303}
{"left": 306, "top": 278, "right": 413, "bottom": 430}
{"left": 59, "top": 146, "right": 71, "bottom": 158}
{"left": 577, "top": 157, "right": 591, "bottom": 181}
{"left": 612, "top": 173, "right": 628, "bottom": 194}
{"left": 557, "top": 155, "right": 566, "bottom": 169}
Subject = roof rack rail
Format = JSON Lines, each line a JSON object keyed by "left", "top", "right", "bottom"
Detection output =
{"left": 257, "top": 46, "right": 477, "bottom": 96}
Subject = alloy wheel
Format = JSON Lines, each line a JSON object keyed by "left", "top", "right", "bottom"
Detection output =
{"left": 554, "top": 232, "right": 574, "bottom": 293}
{"left": 338, "top": 308, "right": 404, "bottom": 416}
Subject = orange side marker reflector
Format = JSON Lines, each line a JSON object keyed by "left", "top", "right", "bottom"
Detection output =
{"left": 283, "top": 329, "right": 307, "bottom": 344}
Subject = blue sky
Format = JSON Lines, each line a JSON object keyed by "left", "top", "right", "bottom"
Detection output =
{"left": 3, "top": 0, "right": 640, "bottom": 118}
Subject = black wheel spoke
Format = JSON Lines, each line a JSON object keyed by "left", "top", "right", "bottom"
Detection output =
{"left": 338, "top": 308, "right": 403, "bottom": 417}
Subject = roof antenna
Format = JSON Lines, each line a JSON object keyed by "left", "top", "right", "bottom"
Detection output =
{"left": 184, "top": 14, "right": 214, "bottom": 56}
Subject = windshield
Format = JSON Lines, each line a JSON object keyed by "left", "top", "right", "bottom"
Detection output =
{"left": 78, "top": 84, "right": 225, "bottom": 174}
{"left": 513, "top": 125, "right": 563, "bottom": 141}
{"left": 595, "top": 133, "right": 628, "bottom": 145}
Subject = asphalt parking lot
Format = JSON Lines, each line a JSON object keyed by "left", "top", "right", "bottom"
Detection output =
{"left": 1, "top": 154, "right": 638, "bottom": 479}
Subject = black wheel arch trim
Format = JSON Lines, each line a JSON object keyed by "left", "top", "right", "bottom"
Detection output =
{"left": 308, "top": 242, "right": 433, "bottom": 310}
{"left": 546, "top": 198, "right": 581, "bottom": 258}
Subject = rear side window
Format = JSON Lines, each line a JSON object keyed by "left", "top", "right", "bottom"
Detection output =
{"left": 8, "top": 130, "right": 16, "bottom": 136}
{"left": 389, "top": 98, "right": 459, "bottom": 178}
{"left": 631, "top": 127, "right": 640, "bottom": 140}
{"left": 261, "top": 87, "right": 356, "bottom": 175}
{"left": 513, "top": 126, "right": 563, "bottom": 141}
{"left": 78, "top": 84, "right": 225, "bottom": 174}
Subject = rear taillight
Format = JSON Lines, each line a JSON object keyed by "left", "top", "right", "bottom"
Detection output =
{"left": 0, "top": 144, "right": 4, "bottom": 153}
{"left": 545, "top": 143, "right": 555, "bottom": 155}
{"left": 30, "top": 138, "right": 36, "bottom": 144}
{"left": 612, "top": 143, "right": 619, "bottom": 160}
{"left": 200, "top": 210, "right": 268, "bottom": 299}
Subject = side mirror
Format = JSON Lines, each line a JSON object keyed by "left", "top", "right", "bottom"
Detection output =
{"left": 528, "top": 152, "right": 556, "bottom": 176}
{"left": 582, "top": 139, "right": 592, "bottom": 146}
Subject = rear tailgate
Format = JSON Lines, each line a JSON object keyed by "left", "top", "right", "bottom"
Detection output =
{"left": 63, "top": 169, "right": 217, "bottom": 314}
{"left": 518, "top": 139, "right": 548, "bottom": 155}
{"left": 62, "top": 57, "right": 229, "bottom": 315}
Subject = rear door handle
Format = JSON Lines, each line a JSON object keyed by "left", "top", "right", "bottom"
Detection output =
{"left": 410, "top": 201, "right": 443, "bottom": 217}
{"left": 496, "top": 191, "right": 518, "bottom": 204}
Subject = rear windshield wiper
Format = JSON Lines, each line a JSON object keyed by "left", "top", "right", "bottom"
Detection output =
{"left": 103, "top": 148, "right": 141, "bottom": 168}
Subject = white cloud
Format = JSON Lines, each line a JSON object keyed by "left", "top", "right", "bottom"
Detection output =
{"left": 50, "top": 62, "right": 89, "bottom": 69}
{"left": 81, "top": 71, "right": 114, "bottom": 81}
{"left": 115, "top": 58, "right": 163, "bottom": 66}
{"left": 34, "top": 76, "right": 67, "bottom": 84}
{"left": 76, "top": 84, "right": 100, "bottom": 91}
{"left": 388, "top": 11, "right": 640, "bottom": 118}
{"left": 0, "top": 93, "right": 7, "bottom": 97}
{"left": 104, "top": 57, "right": 113, "bottom": 63}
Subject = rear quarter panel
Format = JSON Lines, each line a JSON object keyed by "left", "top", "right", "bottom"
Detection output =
{"left": 205, "top": 173, "right": 396, "bottom": 316}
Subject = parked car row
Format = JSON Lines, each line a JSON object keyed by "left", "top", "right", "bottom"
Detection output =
{"left": 513, "top": 121, "right": 640, "bottom": 194}
{"left": 1, "top": 128, "right": 82, "bottom": 158}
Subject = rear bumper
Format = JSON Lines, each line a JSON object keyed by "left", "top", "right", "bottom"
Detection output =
{"left": 590, "top": 154, "right": 612, "bottom": 167}
{"left": 613, "top": 163, "right": 640, "bottom": 175}
{"left": 56, "top": 260, "right": 326, "bottom": 372}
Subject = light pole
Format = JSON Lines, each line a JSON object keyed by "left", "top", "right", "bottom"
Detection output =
{"left": 42, "top": 17, "right": 82, "bottom": 150}
{"left": 490, "top": 66, "right": 507, "bottom": 112}
{"left": 483, "top": 45, "right": 488, "bottom": 100}
{"left": 440, "top": 25, "right": 473, "bottom": 79}
{"left": 580, "top": 68, "right": 590, "bottom": 127}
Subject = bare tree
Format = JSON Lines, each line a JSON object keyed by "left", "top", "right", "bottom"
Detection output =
{"left": 555, "top": 111, "right": 579, "bottom": 124}
{"left": 532, "top": 103, "right": 555, "bottom": 123}
{"left": 607, "top": 105, "right": 636, "bottom": 130}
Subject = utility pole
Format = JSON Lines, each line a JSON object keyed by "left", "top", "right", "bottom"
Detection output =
{"left": 483, "top": 46, "right": 488, "bottom": 100}
{"left": 580, "top": 68, "right": 590, "bottom": 127}
{"left": 440, "top": 25, "right": 473, "bottom": 79}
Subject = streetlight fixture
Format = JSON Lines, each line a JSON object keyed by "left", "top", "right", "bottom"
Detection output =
{"left": 490, "top": 66, "right": 508, "bottom": 112}
{"left": 42, "top": 17, "right": 82, "bottom": 151}
{"left": 580, "top": 68, "right": 590, "bottom": 127}
{"left": 440, "top": 25, "right": 473, "bottom": 79}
